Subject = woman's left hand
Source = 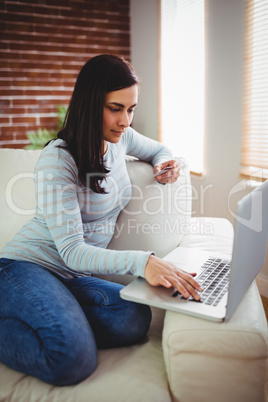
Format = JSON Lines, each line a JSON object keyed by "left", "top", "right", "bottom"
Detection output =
{"left": 153, "top": 159, "right": 180, "bottom": 184}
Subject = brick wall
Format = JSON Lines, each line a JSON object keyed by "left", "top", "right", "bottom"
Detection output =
{"left": 0, "top": 0, "right": 130, "bottom": 148}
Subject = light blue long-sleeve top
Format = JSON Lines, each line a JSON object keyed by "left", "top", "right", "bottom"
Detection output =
{"left": 0, "top": 128, "right": 173, "bottom": 279}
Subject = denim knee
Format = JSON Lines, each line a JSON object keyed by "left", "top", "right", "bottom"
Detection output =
{"left": 0, "top": 259, "right": 98, "bottom": 386}
{"left": 135, "top": 303, "right": 152, "bottom": 338}
{"left": 124, "top": 302, "right": 152, "bottom": 344}
{"left": 43, "top": 333, "right": 98, "bottom": 386}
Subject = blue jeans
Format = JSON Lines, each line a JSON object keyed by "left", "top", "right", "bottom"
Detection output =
{"left": 0, "top": 258, "right": 152, "bottom": 386}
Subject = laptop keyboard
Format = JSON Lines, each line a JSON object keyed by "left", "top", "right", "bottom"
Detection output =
{"left": 182, "top": 257, "right": 231, "bottom": 306}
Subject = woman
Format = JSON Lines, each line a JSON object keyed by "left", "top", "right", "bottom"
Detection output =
{"left": 0, "top": 55, "right": 202, "bottom": 386}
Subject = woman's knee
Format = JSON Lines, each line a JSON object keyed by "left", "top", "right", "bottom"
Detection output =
{"left": 42, "top": 331, "right": 98, "bottom": 386}
{"left": 108, "top": 300, "right": 152, "bottom": 347}
{"left": 0, "top": 316, "right": 98, "bottom": 386}
{"left": 126, "top": 302, "right": 152, "bottom": 342}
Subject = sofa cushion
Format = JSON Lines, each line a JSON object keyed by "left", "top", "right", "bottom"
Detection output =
{"left": 109, "top": 157, "right": 192, "bottom": 258}
{"left": 0, "top": 148, "right": 41, "bottom": 250}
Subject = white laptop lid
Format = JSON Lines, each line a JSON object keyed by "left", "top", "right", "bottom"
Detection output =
{"left": 226, "top": 179, "right": 268, "bottom": 320}
{"left": 120, "top": 180, "right": 268, "bottom": 322}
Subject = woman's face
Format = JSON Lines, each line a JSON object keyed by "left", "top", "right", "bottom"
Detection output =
{"left": 102, "top": 84, "right": 138, "bottom": 153}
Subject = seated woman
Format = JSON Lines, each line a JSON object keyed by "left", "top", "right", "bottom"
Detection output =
{"left": 0, "top": 54, "right": 202, "bottom": 386}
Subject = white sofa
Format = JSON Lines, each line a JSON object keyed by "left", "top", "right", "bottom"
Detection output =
{"left": 0, "top": 148, "right": 267, "bottom": 402}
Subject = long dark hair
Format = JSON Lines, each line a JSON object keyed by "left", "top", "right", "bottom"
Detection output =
{"left": 58, "top": 54, "right": 139, "bottom": 193}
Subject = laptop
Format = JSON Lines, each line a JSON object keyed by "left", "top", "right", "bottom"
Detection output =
{"left": 120, "top": 180, "right": 268, "bottom": 322}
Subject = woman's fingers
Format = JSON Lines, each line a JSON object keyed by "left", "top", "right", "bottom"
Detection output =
{"left": 144, "top": 256, "right": 203, "bottom": 301}
{"left": 165, "top": 272, "right": 202, "bottom": 300}
{"left": 153, "top": 160, "right": 180, "bottom": 184}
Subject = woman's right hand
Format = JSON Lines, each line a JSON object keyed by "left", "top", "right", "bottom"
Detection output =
{"left": 144, "top": 254, "right": 203, "bottom": 300}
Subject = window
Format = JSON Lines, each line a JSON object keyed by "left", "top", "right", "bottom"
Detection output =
{"left": 240, "top": 0, "right": 268, "bottom": 181}
{"left": 160, "top": 0, "right": 205, "bottom": 174}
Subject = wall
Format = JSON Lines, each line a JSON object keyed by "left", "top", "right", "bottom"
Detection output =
{"left": 130, "top": 0, "right": 159, "bottom": 141}
{"left": 0, "top": 0, "right": 130, "bottom": 148}
{"left": 130, "top": 0, "right": 268, "bottom": 297}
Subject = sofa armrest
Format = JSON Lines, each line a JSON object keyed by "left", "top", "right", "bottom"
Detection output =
{"left": 162, "top": 281, "right": 268, "bottom": 402}
{"left": 162, "top": 217, "right": 268, "bottom": 402}
{"left": 180, "top": 217, "right": 234, "bottom": 255}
